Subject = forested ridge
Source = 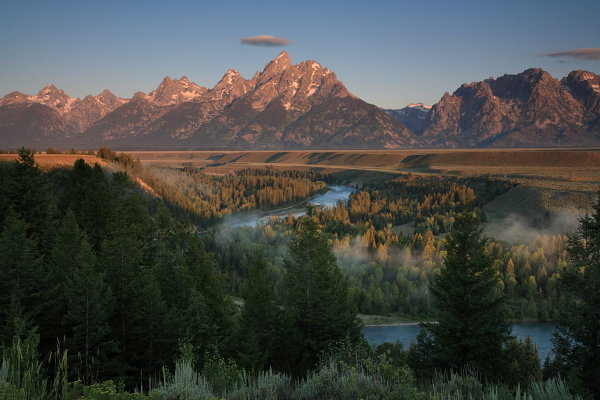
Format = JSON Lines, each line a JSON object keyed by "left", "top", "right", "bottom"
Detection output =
{"left": 97, "top": 147, "right": 327, "bottom": 225}
{"left": 1, "top": 149, "right": 598, "bottom": 399}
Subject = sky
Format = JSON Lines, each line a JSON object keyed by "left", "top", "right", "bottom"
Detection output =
{"left": 1, "top": 0, "right": 599, "bottom": 109}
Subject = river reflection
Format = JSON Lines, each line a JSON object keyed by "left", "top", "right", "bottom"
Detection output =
{"left": 226, "top": 185, "right": 356, "bottom": 228}
{"left": 362, "top": 321, "right": 557, "bottom": 361}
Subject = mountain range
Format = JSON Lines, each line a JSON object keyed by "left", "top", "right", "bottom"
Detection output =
{"left": 1, "top": 52, "right": 599, "bottom": 149}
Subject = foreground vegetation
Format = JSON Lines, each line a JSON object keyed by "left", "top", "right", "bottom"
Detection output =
{"left": 1, "top": 149, "right": 598, "bottom": 399}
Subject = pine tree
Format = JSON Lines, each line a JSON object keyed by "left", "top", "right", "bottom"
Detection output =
{"left": 236, "top": 253, "right": 280, "bottom": 372}
{"left": 184, "top": 235, "right": 235, "bottom": 355}
{"left": 40, "top": 210, "right": 90, "bottom": 344}
{"left": 549, "top": 190, "right": 600, "bottom": 399}
{"left": 61, "top": 160, "right": 113, "bottom": 251}
{"left": 282, "top": 212, "right": 361, "bottom": 373}
{"left": 0, "top": 209, "right": 44, "bottom": 344}
{"left": 182, "top": 288, "right": 213, "bottom": 366}
{"left": 127, "top": 278, "right": 176, "bottom": 379}
{"left": 63, "top": 237, "right": 115, "bottom": 382}
{"left": 424, "top": 212, "right": 510, "bottom": 377}
{"left": 3, "top": 148, "right": 53, "bottom": 240}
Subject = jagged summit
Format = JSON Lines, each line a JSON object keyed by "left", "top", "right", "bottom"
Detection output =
{"left": 256, "top": 51, "right": 293, "bottom": 86}
{"left": 1, "top": 60, "right": 599, "bottom": 149}
{"left": 147, "top": 75, "right": 208, "bottom": 106}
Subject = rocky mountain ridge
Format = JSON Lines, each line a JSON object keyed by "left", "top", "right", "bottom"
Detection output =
{"left": 419, "top": 68, "right": 600, "bottom": 147}
{"left": 1, "top": 54, "right": 599, "bottom": 149}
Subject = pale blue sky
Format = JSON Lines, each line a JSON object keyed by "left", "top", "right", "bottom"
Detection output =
{"left": 1, "top": 0, "right": 599, "bottom": 108}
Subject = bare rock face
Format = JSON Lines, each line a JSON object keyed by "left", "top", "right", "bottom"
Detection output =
{"left": 148, "top": 76, "right": 208, "bottom": 106}
{"left": 33, "top": 84, "right": 79, "bottom": 115}
{"left": 140, "top": 51, "right": 415, "bottom": 149}
{"left": 0, "top": 85, "right": 128, "bottom": 144}
{"left": 2, "top": 56, "right": 599, "bottom": 149}
{"left": 423, "top": 69, "right": 600, "bottom": 147}
{"left": 66, "top": 90, "right": 128, "bottom": 131}
{"left": 562, "top": 70, "right": 600, "bottom": 128}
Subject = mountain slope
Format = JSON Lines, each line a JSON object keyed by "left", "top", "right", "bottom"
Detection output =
{"left": 386, "top": 103, "right": 431, "bottom": 134}
{"left": 422, "top": 69, "right": 600, "bottom": 147}
{"left": 1, "top": 58, "right": 599, "bottom": 149}
{"left": 80, "top": 51, "right": 417, "bottom": 149}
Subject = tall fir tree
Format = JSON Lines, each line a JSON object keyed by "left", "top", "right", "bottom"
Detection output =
{"left": 61, "top": 159, "right": 114, "bottom": 252}
{"left": 424, "top": 212, "right": 510, "bottom": 378}
{"left": 548, "top": 190, "right": 600, "bottom": 399}
{"left": 184, "top": 234, "right": 235, "bottom": 357}
{"left": 40, "top": 210, "right": 91, "bottom": 347}
{"left": 3, "top": 148, "right": 53, "bottom": 241}
{"left": 236, "top": 253, "right": 281, "bottom": 372}
{"left": 127, "top": 278, "right": 176, "bottom": 381}
{"left": 63, "top": 235, "right": 115, "bottom": 382}
{"left": 0, "top": 210, "right": 44, "bottom": 345}
{"left": 282, "top": 211, "right": 361, "bottom": 373}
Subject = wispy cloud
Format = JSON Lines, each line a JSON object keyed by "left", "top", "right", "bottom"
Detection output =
{"left": 540, "top": 48, "right": 600, "bottom": 61}
{"left": 240, "top": 35, "right": 291, "bottom": 47}
{"left": 451, "top": 49, "right": 471, "bottom": 54}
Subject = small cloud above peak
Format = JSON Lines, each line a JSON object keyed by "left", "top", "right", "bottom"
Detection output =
{"left": 240, "top": 35, "right": 291, "bottom": 47}
{"left": 540, "top": 48, "right": 600, "bottom": 61}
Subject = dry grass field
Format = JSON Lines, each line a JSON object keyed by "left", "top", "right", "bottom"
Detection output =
{"left": 130, "top": 148, "right": 600, "bottom": 190}
{"left": 0, "top": 153, "right": 106, "bottom": 170}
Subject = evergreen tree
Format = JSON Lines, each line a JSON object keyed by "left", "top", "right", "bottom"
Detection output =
{"left": 63, "top": 237, "right": 115, "bottom": 382}
{"left": 549, "top": 190, "right": 600, "bottom": 399}
{"left": 424, "top": 212, "right": 510, "bottom": 377}
{"left": 282, "top": 212, "right": 361, "bottom": 373}
{"left": 0, "top": 210, "right": 44, "bottom": 345}
{"left": 182, "top": 288, "right": 214, "bottom": 367}
{"left": 127, "top": 278, "right": 176, "bottom": 380}
{"left": 61, "top": 160, "right": 114, "bottom": 251}
{"left": 236, "top": 253, "right": 280, "bottom": 372}
{"left": 2, "top": 148, "right": 53, "bottom": 240}
{"left": 184, "top": 235, "right": 235, "bottom": 357}
{"left": 40, "top": 210, "right": 90, "bottom": 346}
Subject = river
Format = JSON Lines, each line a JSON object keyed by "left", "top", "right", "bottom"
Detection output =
{"left": 226, "top": 185, "right": 356, "bottom": 228}
{"left": 362, "top": 321, "right": 557, "bottom": 361}
{"left": 226, "top": 187, "right": 558, "bottom": 361}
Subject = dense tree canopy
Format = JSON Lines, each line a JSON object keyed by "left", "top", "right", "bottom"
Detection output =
{"left": 549, "top": 190, "right": 600, "bottom": 399}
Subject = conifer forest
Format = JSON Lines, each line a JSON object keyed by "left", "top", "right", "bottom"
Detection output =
{"left": 1, "top": 148, "right": 599, "bottom": 400}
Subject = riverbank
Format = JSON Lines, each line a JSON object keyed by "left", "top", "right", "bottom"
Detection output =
{"left": 222, "top": 184, "right": 356, "bottom": 228}
{"left": 360, "top": 314, "right": 558, "bottom": 327}
{"left": 362, "top": 321, "right": 558, "bottom": 360}
{"left": 359, "top": 314, "right": 434, "bottom": 326}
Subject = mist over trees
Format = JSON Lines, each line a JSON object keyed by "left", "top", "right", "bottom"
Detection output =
{"left": 546, "top": 191, "right": 600, "bottom": 399}
{"left": 0, "top": 148, "right": 596, "bottom": 399}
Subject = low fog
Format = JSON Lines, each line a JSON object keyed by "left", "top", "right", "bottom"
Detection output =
{"left": 483, "top": 211, "right": 582, "bottom": 245}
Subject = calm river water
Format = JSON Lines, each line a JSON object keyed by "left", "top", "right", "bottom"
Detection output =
{"left": 227, "top": 185, "right": 356, "bottom": 228}
{"left": 362, "top": 322, "right": 557, "bottom": 361}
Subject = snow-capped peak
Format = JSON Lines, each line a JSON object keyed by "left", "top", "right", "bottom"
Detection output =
{"left": 406, "top": 103, "right": 432, "bottom": 112}
{"left": 34, "top": 84, "right": 78, "bottom": 114}
{"left": 148, "top": 75, "right": 208, "bottom": 106}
